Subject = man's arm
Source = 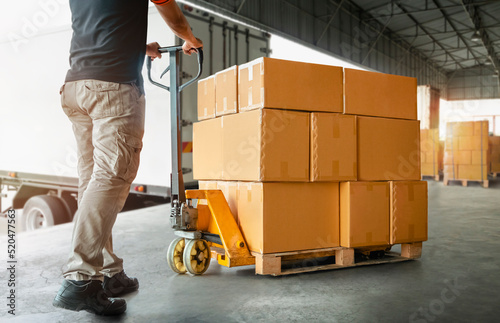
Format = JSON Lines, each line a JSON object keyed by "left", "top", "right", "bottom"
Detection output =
{"left": 151, "top": 0, "right": 203, "bottom": 55}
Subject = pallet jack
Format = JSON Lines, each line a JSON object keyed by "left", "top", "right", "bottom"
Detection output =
{"left": 147, "top": 46, "right": 255, "bottom": 275}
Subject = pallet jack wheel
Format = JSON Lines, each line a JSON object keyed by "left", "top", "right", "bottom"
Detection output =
{"left": 183, "top": 239, "right": 211, "bottom": 275}
{"left": 167, "top": 237, "right": 187, "bottom": 274}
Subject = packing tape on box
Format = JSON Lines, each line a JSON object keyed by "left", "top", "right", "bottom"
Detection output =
{"left": 260, "top": 61, "right": 264, "bottom": 75}
{"left": 260, "top": 87, "right": 264, "bottom": 104}
{"left": 223, "top": 97, "right": 227, "bottom": 110}
{"left": 248, "top": 65, "right": 253, "bottom": 81}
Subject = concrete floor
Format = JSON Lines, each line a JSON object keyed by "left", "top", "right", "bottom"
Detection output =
{"left": 1, "top": 179, "right": 499, "bottom": 323}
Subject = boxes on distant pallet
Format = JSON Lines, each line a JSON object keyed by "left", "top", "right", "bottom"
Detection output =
{"left": 340, "top": 182, "right": 390, "bottom": 248}
{"left": 193, "top": 117, "right": 223, "bottom": 180}
{"left": 215, "top": 66, "right": 238, "bottom": 116}
{"left": 310, "top": 113, "right": 357, "bottom": 181}
{"left": 489, "top": 136, "right": 500, "bottom": 173}
{"left": 390, "top": 181, "right": 428, "bottom": 244}
{"left": 357, "top": 116, "right": 420, "bottom": 181}
{"left": 344, "top": 68, "right": 417, "bottom": 120}
{"left": 238, "top": 182, "right": 340, "bottom": 254}
{"left": 238, "top": 57, "right": 343, "bottom": 112}
{"left": 444, "top": 121, "right": 489, "bottom": 180}
{"left": 222, "top": 109, "right": 310, "bottom": 181}
{"left": 197, "top": 75, "right": 216, "bottom": 120}
{"left": 420, "top": 128, "right": 442, "bottom": 177}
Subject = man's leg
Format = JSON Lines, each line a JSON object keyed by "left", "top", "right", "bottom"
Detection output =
{"left": 54, "top": 80, "right": 144, "bottom": 315}
{"left": 64, "top": 80, "right": 145, "bottom": 280}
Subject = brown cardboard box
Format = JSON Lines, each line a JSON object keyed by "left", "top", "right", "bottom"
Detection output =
{"left": 471, "top": 150, "right": 488, "bottom": 165}
{"left": 421, "top": 163, "right": 437, "bottom": 176}
{"left": 444, "top": 137, "right": 459, "bottom": 151}
{"left": 458, "top": 165, "right": 488, "bottom": 180}
{"left": 216, "top": 181, "right": 239, "bottom": 222}
{"left": 443, "top": 151, "right": 471, "bottom": 165}
{"left": 198, "top": 181, "right": 218, "bottom": 189}
{"left": 344, "top": 68, "right": 417, "bottom": 120}
{"left": 197, "top": 75, "right": 216, "bottom": 120}
{"left": 310, "top": 113, "right": 357, "bottom": 181}
{"left": 215, "top": 66, "right": 238, "bottom": 116}
{"left": 222, "top": 109, "right": 310, "bottom": 181}
{"left": 238, "top": 57, "right": 343, "bottom": 113}
{"left": 390, "top": 181, "right": 428, "bottom": 244}
{"left": 459, "top": 136, "right": 487, "bottom": 151}
{"left": 340, "top": 182, "right": 390, "bottom": 248}
{"left": 357, "top": 116, "right": 420, "bottom": 181}
{"left": 491, "top": 163, "right": 500, "bottom": 173}
{"left": 443, "top": 165, "right": 458, "bottom": 179}
{"left": 473, "top": 121, "right": 489, "bottom": 137}
{"left": 193, "top": 117, "right": 223, "bottom": 180}
{"left": 237, "top": 182, "right": 340, "bottom": 254}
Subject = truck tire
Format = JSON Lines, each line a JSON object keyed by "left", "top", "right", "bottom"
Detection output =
{"left": 20, "top": 195, "right": 71, "bottom": 231}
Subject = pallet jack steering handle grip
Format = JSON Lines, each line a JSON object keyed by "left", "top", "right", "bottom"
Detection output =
{"left": 147, "top": 45, "right": 204, "bottom": 92}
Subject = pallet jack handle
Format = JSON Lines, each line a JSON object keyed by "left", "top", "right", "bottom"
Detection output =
{"left": 146, "top": 45, "right": 204, "bottom": 204}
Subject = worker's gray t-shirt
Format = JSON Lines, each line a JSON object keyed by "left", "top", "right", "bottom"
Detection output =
{"left": 65, "top": 0, "right": 149, "bottom": 92}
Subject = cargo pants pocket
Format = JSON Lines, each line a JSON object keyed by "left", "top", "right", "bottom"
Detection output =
{"left": 115, "top": 132, "right": 143, "bottom": 183}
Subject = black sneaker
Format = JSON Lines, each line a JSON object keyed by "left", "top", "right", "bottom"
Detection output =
{"left": 103, "top": 271, "right": 139, "bottom": 297}
{"left": 53, "top": 280, "right": 126, "bottom": 316}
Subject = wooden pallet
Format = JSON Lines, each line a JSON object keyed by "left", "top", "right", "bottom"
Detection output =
{"left": 443, "top": 177, "right": 489, "bottom": 188}
{"left": 491, "top": 172, "right": 500, "bottom": 178}
{"left": 251, "top": 242, "right": 422, "bottom": 276}
{"left": 422, "top": 174, "right": 440, "bottom": 181}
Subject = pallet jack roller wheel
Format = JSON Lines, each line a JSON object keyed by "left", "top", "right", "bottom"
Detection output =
{"left": 183, "top": 239, "right": 211, "bottom": 275}
{"left": 167, "top": 237, "right": 187, "bottom": 274}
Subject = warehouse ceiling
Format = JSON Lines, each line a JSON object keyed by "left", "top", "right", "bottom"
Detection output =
{"left": 182, "top": 0, "right": 500, "bottom": 100}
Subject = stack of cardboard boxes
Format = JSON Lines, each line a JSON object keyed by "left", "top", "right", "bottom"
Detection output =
{"left": 489, "top": 136, "right": 500, "bottom": 175}
{"left": 420, "top": 129, "right": 444, "bottom": 179}
{"left": 444, "top": 121, "right": 489, "bottom": 182}
{"left": 194, "top": 57, "right": 428, "bottom": 255}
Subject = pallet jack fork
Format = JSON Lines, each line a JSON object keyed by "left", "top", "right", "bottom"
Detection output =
{"left": 147, "top": 46, "right": 255, "bottom": 275}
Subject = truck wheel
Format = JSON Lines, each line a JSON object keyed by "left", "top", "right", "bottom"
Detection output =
{"left": 20, "top": 195, "right": 71, "bottom": 231}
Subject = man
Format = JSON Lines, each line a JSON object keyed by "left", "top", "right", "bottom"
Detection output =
{"left": 53, "top": 0, "right": 202, "bottom": 316}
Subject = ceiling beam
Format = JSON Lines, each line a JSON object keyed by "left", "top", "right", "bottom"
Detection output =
{"left": 395, "top": 2, "right": 467, "bottom": 69}
{"left": 432, "top": 0, "right": 483, "bottom": 66}
{"left": 461, "top": 0, "right": 500, "bottom": 74}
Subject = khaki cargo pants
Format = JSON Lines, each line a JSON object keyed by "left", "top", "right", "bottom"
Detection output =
{"left": 60, "top": 80, "right": 145, "bottom": 281}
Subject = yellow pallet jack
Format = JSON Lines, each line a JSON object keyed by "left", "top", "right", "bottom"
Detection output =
{"left": 147, "top": 46, "right": 255, "bottom": 275}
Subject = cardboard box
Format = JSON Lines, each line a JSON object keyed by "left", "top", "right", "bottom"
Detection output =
{"left": 421, "top": 163, "right": 437, "bottom": 176}
{"left": 215, "top": 66, "right": 238, "bottom": 116}
{"left": 443, "top": 151, "right": 471, "bottom": 165}
{"left": 473, "top": 121, "right": 488, "bottom": 137}
{"left": 344, "top": 68, "right": 417, "bottom": 120}
{"left": 390, "top": 181, "right": 428, "bottom": 244}
{"left": 458, "top": 165, "right": 488, "bottom": 180}
{"left": 310, "top": 113, "right": 357, "bottom": 181}
{"left": 216, "top": 181, "right": 239, "bottom": 223}
{"left": 198, "top": 181, "right": 218, "bottom": 189}
{"left": 443, "top": 165, "right": 458, "bottom": 179}
{"left": 471, "top": 150, "right": 488, "bottom": 165}
{"left": 238, "top": 182, "right": 340, "bottom": 254}
{"left": 444, "top": 137, "right": 459, "bottom": 151}
{"left": 238, "top": 57, "right": 343, "bottom": 113}
{"left": 357, "top": 116, "right": 420, "bottom": 181}
{"left": 197, "top": 75, "right": 216, "bottom": 120}
{"left": 222, "top": 109, "right": 310, "bottom": 181}
{"left": 459, "top": 136, "right": 487, "bottom": 151}
{"left": 491, "top": 163, "right": 500, "bottom": 173}
{"left": 340, "top": 182, "right": 390, "bottom": 248}
{"left": 193, "top": 117, "right": 223, "bottom": 180}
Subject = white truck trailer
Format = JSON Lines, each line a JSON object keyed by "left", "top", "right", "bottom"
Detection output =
{"left": 0, "top": 2, "right": 269, "bottom": 231}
